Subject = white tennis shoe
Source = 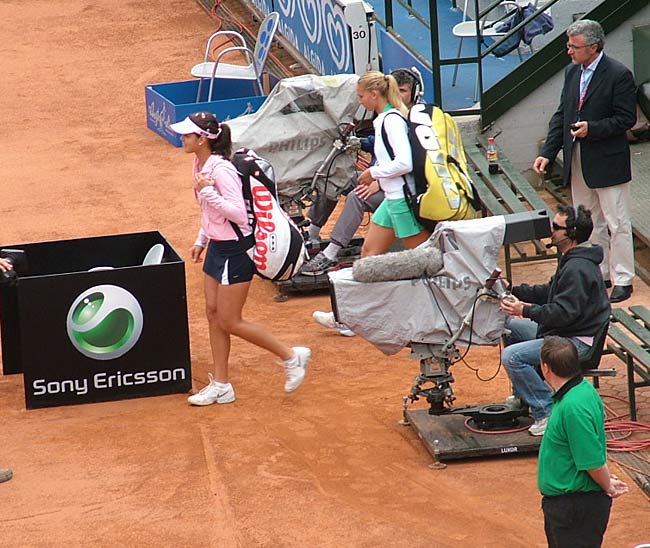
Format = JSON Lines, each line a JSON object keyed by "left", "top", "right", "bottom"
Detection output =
{"left": 312, "top": 311, "right": 355, "bottom": 337}
{"left": 188, "top": 373, "right": 236, "bottom": 406}
{"left": 283, "top": 346, "right": 311, "bottom": 393}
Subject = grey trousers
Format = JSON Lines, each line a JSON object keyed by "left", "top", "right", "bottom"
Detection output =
{"left": 329, "top": 189, "right": 385, "bottom": 248}
{"left": 308, "top": 195, "right": 338, "bottom": 229}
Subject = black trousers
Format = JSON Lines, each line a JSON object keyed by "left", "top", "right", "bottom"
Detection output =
{"left": 542, "top": 491, "right": 612, "bottom": 548}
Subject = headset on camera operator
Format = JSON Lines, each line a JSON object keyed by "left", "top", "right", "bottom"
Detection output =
{"left": 500, "top": 204, "right": 610, "bottom": 436}
{"left": 302, "top": 68, "right": 423, "bottom": 264}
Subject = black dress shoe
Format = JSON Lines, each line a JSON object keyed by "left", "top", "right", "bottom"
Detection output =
{"left": 610, "top": 285, "right": 633, "bottom": 303}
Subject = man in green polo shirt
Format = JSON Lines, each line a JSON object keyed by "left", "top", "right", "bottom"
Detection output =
{"left": 538, "top": 336, "right": 627, "bottom": 547}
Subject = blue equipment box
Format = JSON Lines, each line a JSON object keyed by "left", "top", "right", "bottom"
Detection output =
{"left": 145, "top": 79, "right": 266, "bottom": 147}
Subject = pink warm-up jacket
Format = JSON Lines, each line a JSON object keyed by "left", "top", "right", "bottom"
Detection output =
{"left": 192, "top": 154, "right": 252, "bottom": 247}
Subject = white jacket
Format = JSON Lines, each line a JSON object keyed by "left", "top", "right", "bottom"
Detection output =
{"left": 369, "top": 109, "right": 414, "bottom": 200}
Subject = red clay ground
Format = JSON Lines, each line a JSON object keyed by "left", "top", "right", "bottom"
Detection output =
{"left": 0, "top": 1, "right": 649, "bottom": 546}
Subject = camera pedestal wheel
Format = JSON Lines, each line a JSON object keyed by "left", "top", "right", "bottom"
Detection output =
{"left": 465, "top": 403, "right": 534, "bottom": 432}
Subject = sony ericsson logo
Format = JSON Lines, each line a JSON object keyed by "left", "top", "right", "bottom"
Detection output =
{"left": 66, "top": 285, "right": 143, "bottom": 360}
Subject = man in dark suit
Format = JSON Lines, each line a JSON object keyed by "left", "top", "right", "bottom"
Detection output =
{"left": 533, "top": 19, "right": 637, "bottom": 303}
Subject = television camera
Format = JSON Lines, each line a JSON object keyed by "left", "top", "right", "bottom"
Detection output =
{"left": 402, "top": 267, "right": 531, "bottom": 432}
{"left": 228, "top": 72, "right": 364, "bottom": 232}
{"left": 278, "top": 119, "right": 369, "bottom": 230}
{"left": 328, "top": 210, "right": 553, "bottom": 461}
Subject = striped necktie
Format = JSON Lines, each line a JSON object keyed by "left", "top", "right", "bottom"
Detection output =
{"left": 578, "top": 66, "right": 591, "bottom": 110}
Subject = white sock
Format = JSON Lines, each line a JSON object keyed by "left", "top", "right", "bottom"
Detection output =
{"left": 283, "top": 352, "right": 299, "bottom": 367}
{"left": 323, "top": 243, "right": 341, "bottom": 261}
{"left": 213, "top": 380, "right": 230, "bottom": 390}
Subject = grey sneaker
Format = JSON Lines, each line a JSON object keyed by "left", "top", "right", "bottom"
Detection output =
{"left": 299, "top": 252, "right": 337, "bottom": 276}
{"left": 284, "top": 346, "right": 311, "bottom": 392}
{"left": 528, "top": 416, "right": 549, "bottom": 436}
{"left": 0, "top": 468, "right": 13, "bottom": 483}
{"left": 188, "top": 374, "right": 236, "bottom": 406}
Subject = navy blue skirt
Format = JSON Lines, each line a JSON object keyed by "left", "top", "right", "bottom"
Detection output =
{"left": 203, "top": 236, "right": 255, "bottom": 285}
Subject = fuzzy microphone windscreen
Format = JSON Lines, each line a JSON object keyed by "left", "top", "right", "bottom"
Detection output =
{"left": 352, "top": 246, "right": 443, "bottom": 283}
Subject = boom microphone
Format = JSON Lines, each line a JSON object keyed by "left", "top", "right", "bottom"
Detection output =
{"left": 352, "top": 246, "right": 443, "bottom": 283}
{"left": 545, "top": 236, "right": 570, "bottom": 249}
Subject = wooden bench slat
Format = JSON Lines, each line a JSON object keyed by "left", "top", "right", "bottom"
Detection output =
{"left": 611, "top": 308, "right": 650, "bottom": 347}
{"left": 466, "top": 170, "right": 542, "bottom": 260}
{"left": 607, "top": 307, "right": 650, "bottom": 421}
{"left": 475, "top": 136, "right": 549, "bottom": 211}
{"left": 607, "top": 324, "right": 650, "bottom": 372}
{"left": 465, "top": 145, "right": 528, "bottom": 214}
{"left": 463, "top": 138, "right": 560, "bottom": 282}
{"left": 629, "top": 305, "right": 650, "bottom": 328}
{"left": 468, "top": 171, "right": 508, "bottom": 216}
{"left": 611, "top": 308, "right": 630, "bottom": 323}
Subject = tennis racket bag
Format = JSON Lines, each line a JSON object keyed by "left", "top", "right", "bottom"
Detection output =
{"left": 232, "top": 148, "right": 307, "bottom": 281}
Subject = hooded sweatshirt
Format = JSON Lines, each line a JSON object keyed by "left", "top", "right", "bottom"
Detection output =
{"left": 192, "top": 154, "right": 251, "bottom": 247}
{"left": 512, "top": 242, "right": 611, "bottom": 338}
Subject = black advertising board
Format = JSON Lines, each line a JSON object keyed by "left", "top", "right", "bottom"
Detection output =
{"left": 0, "top": 231, "right": 192, "bottom": 408}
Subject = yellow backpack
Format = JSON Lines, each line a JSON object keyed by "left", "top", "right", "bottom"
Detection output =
{"left": 381, "top": 104, "right": 480, "bottom": 230}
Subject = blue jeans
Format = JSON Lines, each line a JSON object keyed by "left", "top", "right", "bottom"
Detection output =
{"left": 502, "top": 318, "right": 590, "bottom": 420}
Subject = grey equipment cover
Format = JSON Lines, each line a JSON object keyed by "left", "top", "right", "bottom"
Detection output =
{"left": 228, "top": 73, "right": 361, "bottom": 202}
{"left": 328, "top": 215, "right": 507, "bottom": 355}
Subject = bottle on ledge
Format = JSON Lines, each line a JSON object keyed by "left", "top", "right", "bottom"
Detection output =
{"left": 487, "top": 137, "right": 499, "bottom": 175}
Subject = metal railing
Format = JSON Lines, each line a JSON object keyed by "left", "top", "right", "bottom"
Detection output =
{"left": 377, "top": 0, "right": 560, "bottom": 116}
{"left": 482, "top": 0, "right": 647, "bottom": 126}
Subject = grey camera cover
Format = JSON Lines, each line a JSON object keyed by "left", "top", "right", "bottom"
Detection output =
{"left": 228, "top": 73, "right": 361, "bottom": 201}
{"left": 329, "top": 216, "right": 507, "bottom": 355}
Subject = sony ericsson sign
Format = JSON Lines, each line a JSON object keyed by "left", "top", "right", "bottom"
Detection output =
{"left": 27, "top": 283, "right": 188, "bottom": 405}
{"left": 66, "top": 285, "right": 143, "bottom": 360}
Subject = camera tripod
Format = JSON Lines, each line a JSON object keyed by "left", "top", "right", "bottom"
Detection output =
{"left": 401, "top": 270, "right": 531, "bottom": 433}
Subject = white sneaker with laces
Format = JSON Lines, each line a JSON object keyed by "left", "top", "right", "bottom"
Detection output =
{"left": 188, "top": 373, "right": 236, "bottom": 406}
{"left": 284, "top": 346, "right": 311, "bottom": 393}
{"left": 312, "top": 311, "right": 355, "bottom": 337}
{"left": 528, "top": 416, "right": 548, "bottom": 436}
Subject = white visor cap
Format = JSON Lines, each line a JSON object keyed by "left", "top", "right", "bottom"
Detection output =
{"left": 169, "top": 116, "right": 221, "bottom": 139}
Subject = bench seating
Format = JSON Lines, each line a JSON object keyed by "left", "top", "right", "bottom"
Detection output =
{"left": 465, "top": 135, "right": 559, "bottom": 281}
{"left": 607, "top": 306, "right": 650, "bottom": 420}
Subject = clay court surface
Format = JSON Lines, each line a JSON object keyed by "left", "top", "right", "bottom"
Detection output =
{"left": 0, "top": 1, "right": 649, "bottom": 546}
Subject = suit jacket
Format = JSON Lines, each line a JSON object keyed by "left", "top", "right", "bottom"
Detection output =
{"left": 540, "top": 53, "right": 636, "bottom": 188}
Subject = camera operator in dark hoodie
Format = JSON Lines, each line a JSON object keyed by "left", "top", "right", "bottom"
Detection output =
{"left": 500, "top": 204, "right": 611, "bottom": 436}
